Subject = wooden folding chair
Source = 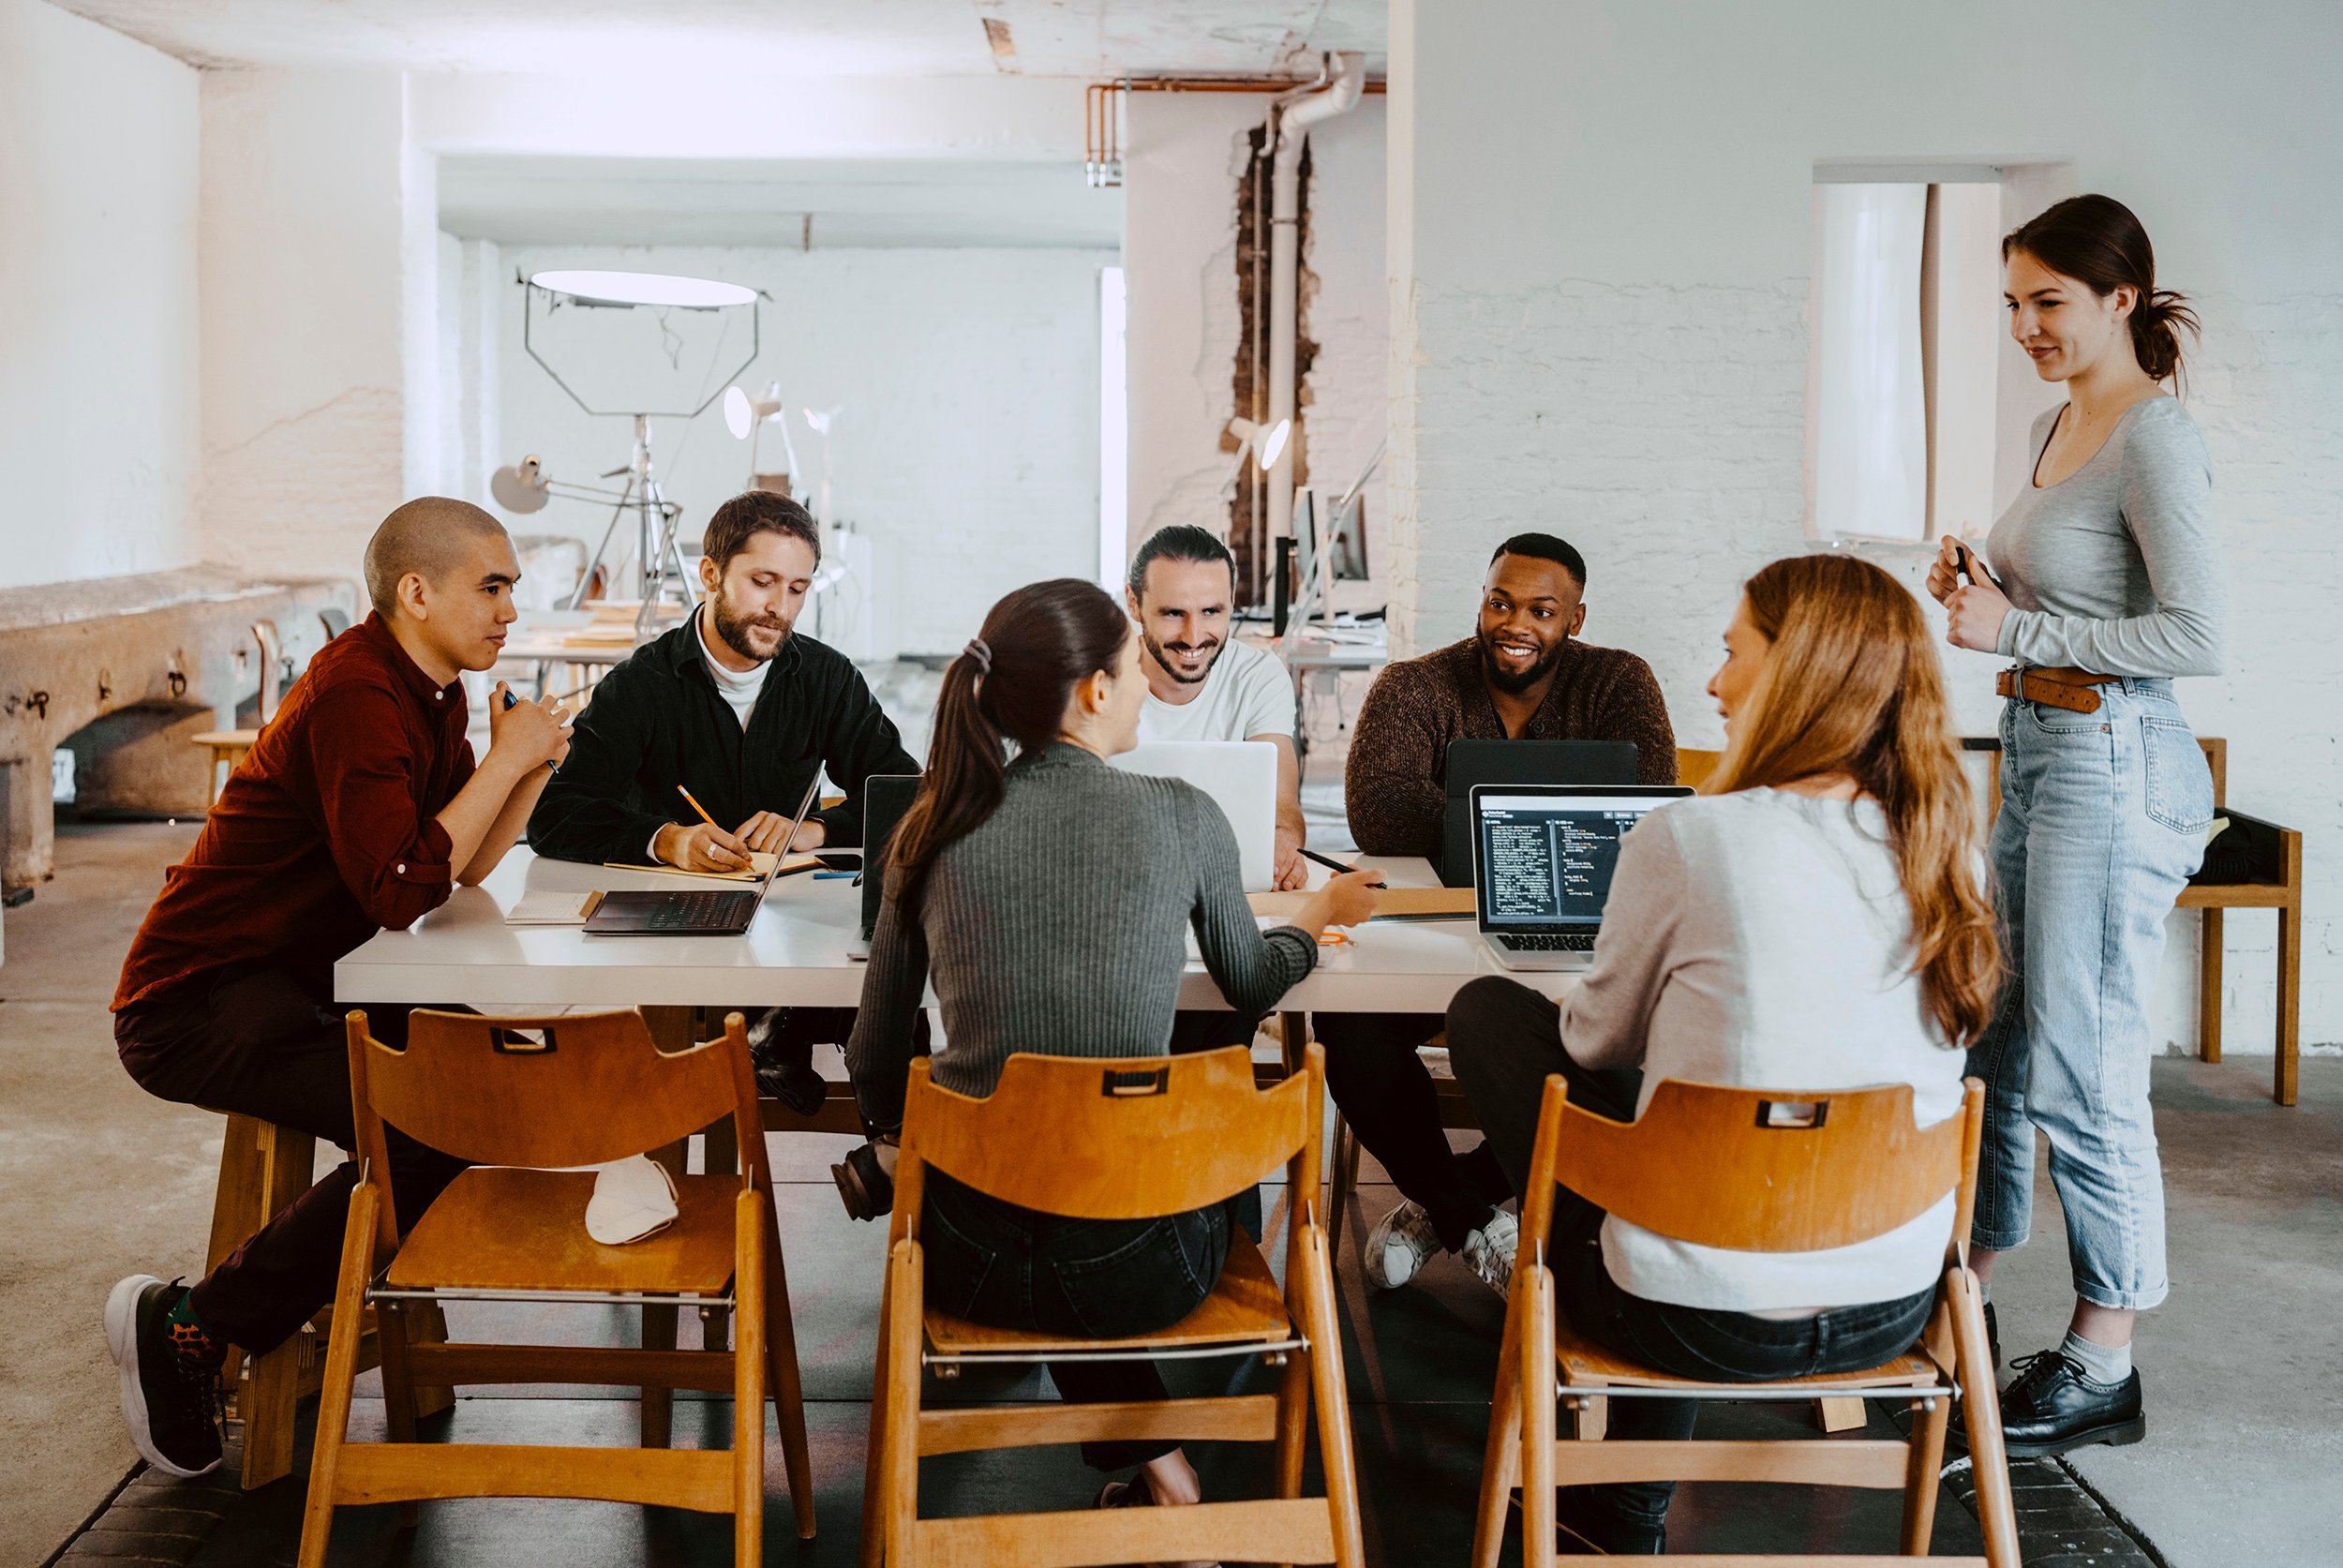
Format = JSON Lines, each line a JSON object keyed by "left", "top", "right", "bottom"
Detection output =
{"left": 1473, "top": 1075, "right": 2020, "bottom": 1568}
{"left": 297, "top": 1008, "right": 816, "bottom": 1568}
{"left": 861, "top": 1042, "right": 1365, "bottom": 1568}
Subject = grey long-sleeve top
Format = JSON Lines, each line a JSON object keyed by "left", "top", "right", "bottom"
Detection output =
{"left": 1984, "top": 396, "right": 2224, "bottom": 678}
{"left": 845, "top": 742, "right": 1317, "bottom": 1133}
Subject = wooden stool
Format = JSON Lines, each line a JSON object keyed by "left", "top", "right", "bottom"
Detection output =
{"left": 204, "top": 1113, "right": 443, "bottom": 1486}
{"left": 191, "top": 731, "right": 256, "bottom": 808}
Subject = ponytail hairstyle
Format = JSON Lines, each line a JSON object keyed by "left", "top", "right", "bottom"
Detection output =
{"left": 2004, "top": 193, "right": 2200, "bottom": 389}
{"left": 887, "top": 578, "right": 1132, "bottom": 909}
{"left": 1706, "top": 555, "right": 2000, "bottom": 1048}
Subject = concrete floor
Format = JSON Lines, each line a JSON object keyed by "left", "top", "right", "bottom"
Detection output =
{"left": 5, "top": 813, "right": 2336, "bottom": 1567}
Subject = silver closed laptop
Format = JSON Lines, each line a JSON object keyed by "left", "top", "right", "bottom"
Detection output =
{"left": 1470, "top": 783, "right": 1690, "bottom": 972}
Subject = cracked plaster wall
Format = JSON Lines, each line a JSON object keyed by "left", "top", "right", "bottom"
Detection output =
{"left": 1390, "top": 0, "right": 2343, "bottom": 1054}
{"left": 1122, "top": 90, "right": 1386, "bottom": 611}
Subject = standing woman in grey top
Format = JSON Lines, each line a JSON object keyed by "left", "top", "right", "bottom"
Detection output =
{"left": 1927, "top": 194, "right": 2220, "bottom": 1457}
{"left": 844, "top": 578, "right": 1380, "bottom": 1520}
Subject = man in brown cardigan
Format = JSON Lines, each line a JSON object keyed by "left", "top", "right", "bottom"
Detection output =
{"left": 1332, "top": 532, "right": 1677, "bottom": 1294}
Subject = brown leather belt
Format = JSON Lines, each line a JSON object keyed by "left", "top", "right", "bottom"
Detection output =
{"left": 1997, "top": 665, "right": 2118, "bottom": 714}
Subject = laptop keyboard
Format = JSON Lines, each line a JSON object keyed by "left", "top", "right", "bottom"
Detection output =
{"left": 1492, "top": 931, "right": 1597, "bottom": 952}
{"left": 643, "top": 890, "right": 760, "bottom": 933}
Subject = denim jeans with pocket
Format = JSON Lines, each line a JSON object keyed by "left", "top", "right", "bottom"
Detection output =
{"left": 1967, "top": 679, "right": 2212, "bottom": 1310}
{"left": 921, "top": 1171, "right": 1231, "bottom": 1471}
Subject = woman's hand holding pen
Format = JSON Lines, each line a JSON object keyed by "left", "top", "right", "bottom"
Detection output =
{"left": 1929, "top": 535, "right": 2014, "bottom": 654}
{"left": 1291, "top": 867, "right": 1385, "bottom": 941}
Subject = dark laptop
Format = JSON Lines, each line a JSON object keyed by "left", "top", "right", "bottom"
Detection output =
{"left": 584, "top": 774, "right": 819, "bottom": 936}
{"left": 851, "top": 774, "right": 921, "bottom": 959}
{"left": 1439, "top": 739, "right": 1641, "bottom": 886}
{"left": 1470, "top": 783, "right": 1690, "bottom": 968}
{"left": 583, "top": 885, "right": 769, "bottom": 936}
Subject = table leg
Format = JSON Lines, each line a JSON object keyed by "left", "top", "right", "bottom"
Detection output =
{"left": 701, "top": 1107, "right": 739, "bottom": 1351}
{"left": 637, "top": 1007, "right": 695, "bottom": 1439}
{"left": 2276, "top": 899, "right": 2300, "bottom": 1107}
{"left": 2198, "top": 908, "right": 2223, "bottom": 1064}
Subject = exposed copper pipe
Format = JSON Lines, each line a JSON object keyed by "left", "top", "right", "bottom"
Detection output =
{"left": 1085, "top": 74, "right": 1388, "bottom": 185}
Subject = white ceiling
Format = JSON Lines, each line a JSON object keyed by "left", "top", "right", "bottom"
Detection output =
{"left": 440, "top": 156, "right": 1122, "bottom": 250}
{"left": 54, "top": 0, "right": 1386, "bottom": 77}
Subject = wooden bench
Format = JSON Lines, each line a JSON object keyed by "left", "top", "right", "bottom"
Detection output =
{"left": 1975, "top": 735, "right": 2303, "bottom": 1105}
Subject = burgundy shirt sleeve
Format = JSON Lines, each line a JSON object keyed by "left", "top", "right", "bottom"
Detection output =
{"left": 305, "top": 679, "right": 469, "bottom": 931}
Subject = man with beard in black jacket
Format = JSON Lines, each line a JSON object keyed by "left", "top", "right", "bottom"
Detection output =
{"left": 530, "top": 490, "right": 918, "bottom": 1111}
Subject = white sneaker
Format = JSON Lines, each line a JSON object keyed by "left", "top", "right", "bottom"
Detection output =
{"left": 1363, "top": 1199, "right": 1442, "bottom": 1290}
{"left": 1461, "top": 1208, "right": 1518, "bottom": 1298}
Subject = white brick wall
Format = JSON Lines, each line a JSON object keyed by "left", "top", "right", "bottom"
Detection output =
{"left": 1391, "top": 0, "right": 2343, "bottom": 1059}
{"left": 1398, "top": 275, "right": 2341, "bottom": 1057}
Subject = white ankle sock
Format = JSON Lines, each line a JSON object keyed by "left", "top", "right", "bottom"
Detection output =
{"left": 2061, "top": 1329, "right": 2131, "bottom": 1385}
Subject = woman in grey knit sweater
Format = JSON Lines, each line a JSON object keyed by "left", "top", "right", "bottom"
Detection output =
{"left": 1929, "top": 194, "right": 2221, "bottom": 1457}
{"left": 844, "top": 578, "right": 1380, "bottom": 1519}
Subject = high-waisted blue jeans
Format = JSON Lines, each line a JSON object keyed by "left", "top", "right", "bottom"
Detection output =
{"left": 1968, "top": 678, "right": 2213, "bottom": 1310}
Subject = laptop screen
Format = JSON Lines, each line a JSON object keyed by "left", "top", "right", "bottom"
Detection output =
{"left": 1473, "top": 791, "right": 1671, "bottom": 930}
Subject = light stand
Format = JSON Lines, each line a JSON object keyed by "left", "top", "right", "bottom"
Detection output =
{"left": 503, "top": 273, "right": 765, "bottom": 638}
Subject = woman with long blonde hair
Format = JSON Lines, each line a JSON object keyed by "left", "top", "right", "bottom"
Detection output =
{"left": 1445, "top": 554, "right": 1996, "bottom": 1554}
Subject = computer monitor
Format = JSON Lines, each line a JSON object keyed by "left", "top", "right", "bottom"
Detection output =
{"left": 1439, "top": 739, "right": 1642, "bottom": 886}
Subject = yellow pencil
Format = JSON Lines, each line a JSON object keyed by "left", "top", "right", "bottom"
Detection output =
{"left": 676, "top": 784, "right": 721, "bottom": 831}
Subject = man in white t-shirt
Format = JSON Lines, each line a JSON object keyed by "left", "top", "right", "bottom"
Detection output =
{"left": 1127, "top": 525, "right": 1307, "bottom": 889}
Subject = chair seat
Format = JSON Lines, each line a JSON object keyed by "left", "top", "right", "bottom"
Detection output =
{"left": 385, "top": 1167, "right": 739, "bottom": 1296}
{"left": 192, "top": 729, "right": 259, "bottom": 747}
{"left": 924, "top": 1231, "right": 1292, "bottom": 1360}
{"left": 1555, "top": 1317, "right": 1936, "bottom": 1392}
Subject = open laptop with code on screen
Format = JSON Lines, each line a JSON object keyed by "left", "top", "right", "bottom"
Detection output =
{"left": 1470, "top": 783, "right": 1690, "bottom": 971}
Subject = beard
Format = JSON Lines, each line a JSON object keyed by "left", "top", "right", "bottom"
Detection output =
{"left": 1142, "top": 625, "right": 1224, "bottom": 687}
{"left": 1477, "top": 628, "right": 1566, "bottom": 695}
{"left": 710, "top": 593, "right": 791, "bottom": 664}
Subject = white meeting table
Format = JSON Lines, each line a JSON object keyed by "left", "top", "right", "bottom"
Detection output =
{"left": 334, "top": 847, "right": 1580, "bottom": 1017}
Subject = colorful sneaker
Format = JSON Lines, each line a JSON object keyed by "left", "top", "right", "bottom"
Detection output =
{"left": 1461, "top": 1208, "right": 1519, "bottom": 1298}
{"left": 104, "top": 1275, "right": 222, "bottom": 1478}
{"left": 1363, "top": 1199, "right": 1442, "bottom": 1290}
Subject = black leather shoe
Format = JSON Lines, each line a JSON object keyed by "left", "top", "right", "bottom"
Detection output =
{"left": 830, "top": 1141, "right": 895, "bottom": 1221}
{"left": 1996, "top": 1351, "right": 2145, "bottom": 1457}
{"left": 754, "top": 1053, "right": 828, "bottom": 1119}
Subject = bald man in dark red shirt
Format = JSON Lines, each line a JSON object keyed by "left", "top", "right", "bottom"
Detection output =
{"left": 103, "top": 500, "right": 573, "bottom": 1479}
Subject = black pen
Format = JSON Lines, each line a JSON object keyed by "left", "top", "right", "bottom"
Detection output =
{"left": 1302, "top": 847, "right": 1360, "bottom": 876}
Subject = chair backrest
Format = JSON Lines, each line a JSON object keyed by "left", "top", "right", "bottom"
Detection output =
{"left": 250, "top": 619, "right": 284, "bottom": 724}
{"left": 894, "top": 1044, "right": 1320, "bottom": 1232}
{"left": 1521, "top": 1076, "right": 1984, "bottom": 1255}
{"left": 319, "top": 605, "right": 351, "bottom": 644}
{"left": 345, "top": 1008, "right": 768, "bottom": 1255}
{"left": 1675, "top": 747, "right": 1723, "bottom": 790}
